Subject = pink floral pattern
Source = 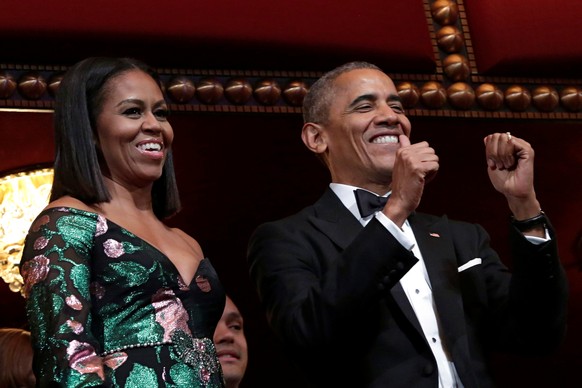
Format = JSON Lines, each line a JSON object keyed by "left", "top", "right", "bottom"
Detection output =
{"left": 66, "top": 319, "right": 84, "bottom": 334}
{"left": 66, "top": 295, "right": 83, "bottom": 311}
{"left": 66, "top": 340, "right": 105, "bottom": 380}
{"left": 195, "top": 275, "right": 212, "bottom": 293}
{"left": 103, "top": 239, "right": 124, "bottom": 258}
{"left": 95, "top": 215, "right": 108, "bottom": 237}
{"left": 103, "top": 352, "right": 128, "bottom": 370}
{"left": 31, "top": 214, "right": 50, "bottom": 232}
{"left": 20, "top": 255, "right": 50, "bottom": 298}
{"left": 177, "top": 276, "right": 189, "bottom": 291}
{"left": 33, "top": 236, "right": 49, "bottom": 250}
{"left": 152, "top": 288, "right": 191, "bottom": 341}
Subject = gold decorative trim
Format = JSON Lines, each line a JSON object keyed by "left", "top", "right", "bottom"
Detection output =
{"left": 1, "top": 2, "right": 582, "bottom": 119}
{"left": 0, "top": 167, "right": 53, "bottom": 294}
{"left": 418, "top": 0, "right": 582, "bottom": 118}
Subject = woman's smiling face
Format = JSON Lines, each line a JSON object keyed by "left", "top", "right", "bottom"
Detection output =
{"left": 95, "top": 69, "right": 173, "bottom": 189}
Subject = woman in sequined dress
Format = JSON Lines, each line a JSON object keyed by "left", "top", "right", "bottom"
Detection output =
{"left": 19, "top": 57, "right": 226, "bottom": 387}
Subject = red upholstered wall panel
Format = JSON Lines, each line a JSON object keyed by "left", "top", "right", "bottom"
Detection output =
{"left": 465, "top": 0, "right": 582, "bottom": 76}
{"left": 2, "top": 0, "right": 435, "bottom": 72}
{"left": 0, "top": 112, "right": 54, "bottom": 174}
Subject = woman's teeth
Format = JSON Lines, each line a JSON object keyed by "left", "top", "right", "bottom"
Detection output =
{"left": 138, "top": 142, "right": 162, "bottom": 151}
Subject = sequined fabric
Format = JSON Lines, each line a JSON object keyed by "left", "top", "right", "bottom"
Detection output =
{"left": 171, "top": 330, "right": 220, "bottom": 384}
{"left": 20, "top": 207, "right": 226, "bottom": 387}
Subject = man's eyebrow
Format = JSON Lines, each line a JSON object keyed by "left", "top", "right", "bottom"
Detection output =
{"left": 348, "top": 93, "right": 402, "bottom": 109}
{"left": 348, "top": 94, "right": 376, "bottom": 108}
{"left": 387, "top": 94, "right": 403, "bottom": 103}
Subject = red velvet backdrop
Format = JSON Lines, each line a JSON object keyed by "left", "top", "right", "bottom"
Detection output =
{"left": 1, "top": 0, "right": 435, "bottom": 72}
{"left": 465, "top": 0, "right": 582, "bottom": 76}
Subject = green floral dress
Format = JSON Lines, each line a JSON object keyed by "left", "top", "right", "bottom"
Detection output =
{"left": 20, "top": 207, "right": 226, "bottom": 387}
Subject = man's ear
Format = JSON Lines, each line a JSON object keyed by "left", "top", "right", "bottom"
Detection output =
{"left": 301, "top": 123, "right": 327, "bottom": 155}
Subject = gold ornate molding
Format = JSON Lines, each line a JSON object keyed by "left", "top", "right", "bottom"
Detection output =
{"left": 0, "top": 167, "right": 53, "bottom": 294}
{"left": 1, "top": 1, "right": 581, "bottom": 119}
{"left": 420, "top": 0, "right": 582, "bottom": 119}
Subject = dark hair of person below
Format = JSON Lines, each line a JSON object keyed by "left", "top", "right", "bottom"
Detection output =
{"left": 50, "top": 57, "right": 181, "bottom": 219}
{"left": 0, "top": 328, "right": 35, "bottom": 388}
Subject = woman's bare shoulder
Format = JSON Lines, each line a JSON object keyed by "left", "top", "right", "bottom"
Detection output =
{"left": 45, "top": 196, "right": 95, "bottom": 213}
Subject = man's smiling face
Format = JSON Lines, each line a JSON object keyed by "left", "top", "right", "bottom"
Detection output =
{"left": 319, "top": 68, "right": 411, "bottom": 188}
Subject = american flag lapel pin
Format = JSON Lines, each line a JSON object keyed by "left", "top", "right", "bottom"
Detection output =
{"left": 429, "top": 232, "right": 440, "bottom": 238}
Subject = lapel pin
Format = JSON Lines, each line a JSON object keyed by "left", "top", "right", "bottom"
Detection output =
{"left": 429, "top": 232, "right": 440, "bottom": 238}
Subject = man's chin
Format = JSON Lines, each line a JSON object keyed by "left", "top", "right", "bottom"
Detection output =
{"left": 222, "top": 369, "right": 244, "bottom": 386}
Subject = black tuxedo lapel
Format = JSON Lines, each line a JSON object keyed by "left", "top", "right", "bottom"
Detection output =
{"left": 409, "top": 213, "right": 464, "bottom": 335}
{"left": 390, "top": 281, "right": 426, "bottom": 338}
{"left": 388, "top": 214, "right": 432, "bottom": 339}
{"left": 409, "top": 213, "right": 477, "bottom": 386}
{"left": 309, "top": 188, "right": 364, "bottom": 249}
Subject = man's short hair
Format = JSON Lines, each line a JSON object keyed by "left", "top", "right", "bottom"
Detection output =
{"left": 302, "top": 61, "right": 381, "bottom": 125}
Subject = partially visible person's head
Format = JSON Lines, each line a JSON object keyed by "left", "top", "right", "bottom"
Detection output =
{"left": 302, "top": 61, "right": 381, "bottom": 125}
{"left": 51, "top": 57, "right": 180, "bottom": 218}
{"left": 0, "top": 328, "right": 35, "bottom": 388}
{"left": 213, "top": 296, "right": 248, "bottom": 388}
{"left": 301, "top": 62, "right": 411, "bottom": 191}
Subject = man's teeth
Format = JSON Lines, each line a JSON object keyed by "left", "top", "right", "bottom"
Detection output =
{"left": 372, "top": 135, "right": 398, "bottom": 144}
{"left": 138, "top": 143, "right": 162, "bottom": 152}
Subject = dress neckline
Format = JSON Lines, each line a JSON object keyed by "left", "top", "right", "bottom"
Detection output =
{"left": 42, "top": 206, "right": 205, "bottom": 287}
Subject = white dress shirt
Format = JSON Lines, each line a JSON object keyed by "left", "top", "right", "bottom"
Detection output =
{"left": 330, "top": 183, "right": 550, "bottom": 387}
{"left": 331, "top": 183, "right": 462, "bottom": 387}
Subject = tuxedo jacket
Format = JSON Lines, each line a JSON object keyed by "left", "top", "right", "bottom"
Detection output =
{"left": 248, "top": 188, "right": 567, "bottom": 388}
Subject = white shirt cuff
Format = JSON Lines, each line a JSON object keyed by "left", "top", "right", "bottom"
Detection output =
{"left": 374, "top": 211, "right": 415, "bottom": 251}
{"left": 524, "top": 228, "right": 551, "bottom": 245}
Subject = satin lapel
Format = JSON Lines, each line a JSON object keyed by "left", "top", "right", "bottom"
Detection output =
{"left": 390, "top": 281, "right": 425, "bottom": 336}
{"left": 409, "top": 213, "right": 475, "bottom": 383}
{"left": 309, "top": 188, "right": 363, "bottom": 249}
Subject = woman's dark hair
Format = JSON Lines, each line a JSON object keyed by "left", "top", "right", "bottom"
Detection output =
{"left": 51, "top": 57, "right": 181, "bottom": 219}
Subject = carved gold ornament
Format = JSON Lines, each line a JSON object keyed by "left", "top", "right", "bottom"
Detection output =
{"left": 0, "top": 168, "right": 53, "bottom": 294}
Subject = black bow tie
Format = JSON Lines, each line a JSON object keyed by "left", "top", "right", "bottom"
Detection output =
{"left": 354, "top": 189, "right": 389, "bottom": 217}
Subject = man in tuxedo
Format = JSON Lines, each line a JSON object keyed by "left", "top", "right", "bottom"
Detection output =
{"left": 247, "top": 62, "right": 567, "bottom": 387}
